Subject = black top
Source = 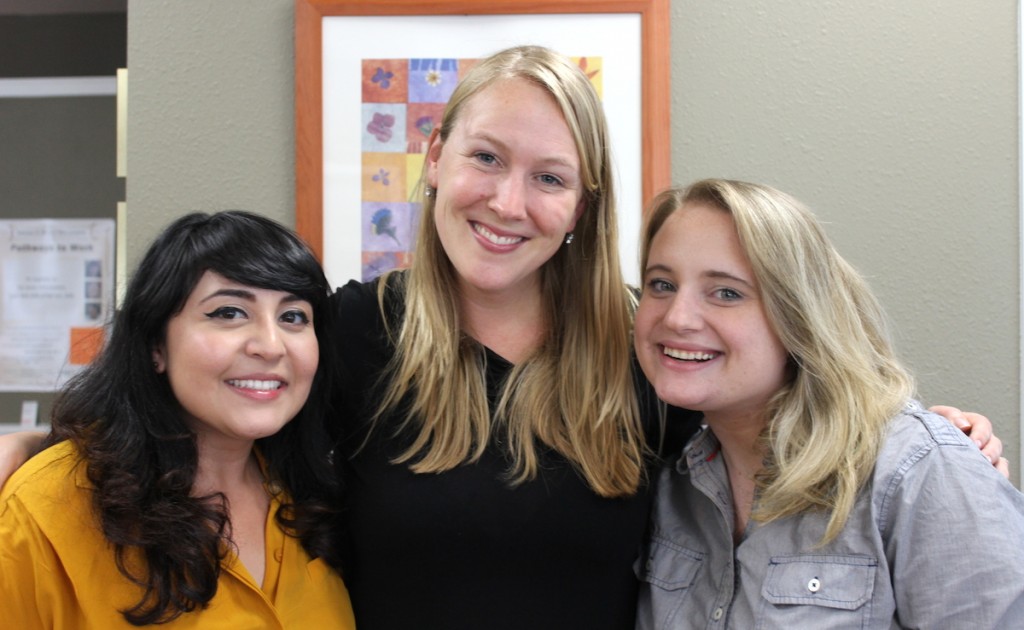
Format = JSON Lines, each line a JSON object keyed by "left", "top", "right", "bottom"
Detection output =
{"left": 331, "top": 274, "right": 700, "bottom": 630}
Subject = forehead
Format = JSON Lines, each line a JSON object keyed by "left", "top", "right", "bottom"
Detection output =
{"left": 179, "top": 271, "right": 235, "bottom": 304}
{"left": 183, "top": 271, "right": 297, "bottom": 303}
{"left": 650, "top": 204, "right": 751, "bottom": 267}
{"left": 458, "top": 78, "right": 574, "bottom": 138}
{"left": 656, "top": 203, "right": 736, "bottom": 244}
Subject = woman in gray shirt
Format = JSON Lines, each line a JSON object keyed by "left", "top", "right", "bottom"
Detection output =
{"left": 633, "top": 179, "right": 1024, "bottom": 629}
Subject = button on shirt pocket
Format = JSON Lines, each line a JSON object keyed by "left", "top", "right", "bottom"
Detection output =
{"left": 635, "top": 538, "right": 705, "bottom": 630}
{"left": 758, "top": 554, "right": 876, "bottom": 628}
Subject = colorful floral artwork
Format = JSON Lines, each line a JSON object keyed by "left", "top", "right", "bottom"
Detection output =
{"left": 359, "top": 57, "right": 602, "bottom": 281}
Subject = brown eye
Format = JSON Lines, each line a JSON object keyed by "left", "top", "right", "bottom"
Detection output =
{"left": 205, "top": 306, "right": 246, "bottom": 320}
{"left": 280, "top": 309, "right": 311, "bottom": 325}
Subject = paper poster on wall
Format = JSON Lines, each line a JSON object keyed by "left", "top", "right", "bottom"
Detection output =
{"left": 0, "top": 219, "right": 115, "bottom": 392}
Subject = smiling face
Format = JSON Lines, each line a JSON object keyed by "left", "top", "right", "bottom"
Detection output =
{"left": 634, "top": 203, "right": 790, "bottom": 424}
{"left": 426, "top": 77, "right": 584, "bottom": 300}
{"left": 153, "top": 271, "right": 319, "bottom": 448}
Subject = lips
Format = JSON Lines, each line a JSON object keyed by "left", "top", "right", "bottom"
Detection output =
{"left": 472, "top": 221, "right": 525, "bottom": 247}
{"left": 662, "top": 346, "right": 718, "bottom": 362}
{"left": 227, "top": 379, "right": 284, "bottom": 391}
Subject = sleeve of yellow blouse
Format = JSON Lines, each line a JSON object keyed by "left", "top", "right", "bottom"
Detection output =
{"left": 0, "top": 494, "right": 61, "bottom": 630}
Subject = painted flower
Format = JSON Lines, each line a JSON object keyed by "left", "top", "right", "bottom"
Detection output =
{"left": 367, "top": 112, "right": 395, "bottom": 142}
{"left": 370, "top": 208, "right": 401, "bottom": 245}
{"left": 371, "top": 67, "right": 394, "bottom": 89}
{"left": 372, "top": 168, "right": 390, "bottom": 186}
{"left": 415, "top": 115, "right": 435, "bottom": 137}
{"left": 425, "top": 69, "right": 442, "bottom": 87}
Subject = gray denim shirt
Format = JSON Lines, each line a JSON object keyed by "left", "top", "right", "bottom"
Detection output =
{"left": 636, "top": 402, "right": 1024, "bottom": 629}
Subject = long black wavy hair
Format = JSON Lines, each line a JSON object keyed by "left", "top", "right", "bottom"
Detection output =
{"left": 48, "top": 211, "right": 341, "bottom": 625}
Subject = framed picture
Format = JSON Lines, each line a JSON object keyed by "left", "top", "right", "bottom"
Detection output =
{"left": 295, "top": 0, "right": 670, "bottom": 286}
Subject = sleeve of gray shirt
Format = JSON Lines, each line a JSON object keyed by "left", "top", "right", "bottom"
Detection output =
{"left": 878, "top": 406, "right": 1024, "bottom": 628}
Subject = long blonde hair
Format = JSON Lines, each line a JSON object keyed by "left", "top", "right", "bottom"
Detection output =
{"left": 642, "top": 180, "right": 915, "bottom": 542}
{"left": 374, "top": 46, "right": 644, "bottom": 497}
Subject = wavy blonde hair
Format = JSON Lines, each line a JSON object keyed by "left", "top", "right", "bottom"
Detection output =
{"left": 642, "top": 179, "right": 915, "bottom": 542}
{"left": 374, "top": 45, "right": 644, "bottom": 497}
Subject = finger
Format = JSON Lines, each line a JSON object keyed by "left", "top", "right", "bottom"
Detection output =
{"left": 980, "top": 433, "right": 1003, "bottom": 466}
{"left": 961, "top": 411, "right": 995, "bottom": 452}
{"left": 928, "top": 405, "right": 971, "bottom": 431}
{"left": 997, "top": 457, "right": 1011, "bottom": 480}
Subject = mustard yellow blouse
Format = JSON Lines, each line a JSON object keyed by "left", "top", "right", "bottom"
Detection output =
{"left": 0, "top": 441, "right": 356, "bottom": 629}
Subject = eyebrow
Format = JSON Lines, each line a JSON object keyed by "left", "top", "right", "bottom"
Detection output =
{"left": 705, "top": 270, "right": 756, "bottom": 290}
{"left": 198, "top": 288, "right": 306, "bottom": 305}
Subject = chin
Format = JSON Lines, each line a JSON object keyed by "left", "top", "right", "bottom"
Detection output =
{"left": 243, "top": 419, "right": 294, "bottom": 441}
{"left": 652, "top": 385, "right": 708, "bottom": 411}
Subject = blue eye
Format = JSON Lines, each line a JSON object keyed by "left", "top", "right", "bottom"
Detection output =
{"left": 205, "top": 306, "right": 246, "bottom": 320}
{"left": 538, "top": 173, "right": 564, "bottom": 187}
{"left": 713, "top": 288, "right": 743, "bottom": 301}
{"left": 645, "top": 278, "right": 675, "bottom": 294}
{"left": 475, "top": 152, "right": 497, "bottom": 165}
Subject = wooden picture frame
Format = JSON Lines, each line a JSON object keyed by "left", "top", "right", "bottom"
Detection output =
{"left": 295, "top": 0, "right": 670, "bottom": 285}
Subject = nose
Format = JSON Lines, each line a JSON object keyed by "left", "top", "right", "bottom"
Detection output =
{"left": 488, "top": 174, "right": 527, "bottom": 221}
{"left": 662, "top": 291, "right": 704, "bottom": 333}
{"left": 246, "top": 319, "right": 285, "bottom": 361}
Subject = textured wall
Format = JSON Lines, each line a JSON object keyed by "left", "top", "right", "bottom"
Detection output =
{"left": 125, "top": 0, "right": 295, "bottom": 262}
{"left": 126, "top": 0, "right": 1020, "bottom": 483}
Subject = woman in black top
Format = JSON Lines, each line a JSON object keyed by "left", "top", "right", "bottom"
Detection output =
{"left": 332, "top": 46, "right": 679, "bottom": 628}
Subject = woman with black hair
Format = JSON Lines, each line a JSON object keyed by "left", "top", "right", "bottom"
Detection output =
{"left": 0, "top": 211, "right": 355, "bottom": 628}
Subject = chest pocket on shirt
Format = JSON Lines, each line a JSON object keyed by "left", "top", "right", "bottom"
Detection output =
{"left": 758, "top": 554, "right": 876, "bottom": 629}
{"left": 635, "top": 538, "right": 704, "bottom": 630}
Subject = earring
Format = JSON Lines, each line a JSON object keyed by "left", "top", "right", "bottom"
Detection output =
{"left": 424, "top": 187, "right": 434, "bottom": 198}
{"left": 564, "top": 232, "right": 575, "bottom": 245}
{"left": 153, "top": 361, "right": 159, "bottom": 370}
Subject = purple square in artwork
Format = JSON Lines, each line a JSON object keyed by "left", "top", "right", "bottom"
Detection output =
{"left": 408, "top": 58, "right": 459, "bottom": 103}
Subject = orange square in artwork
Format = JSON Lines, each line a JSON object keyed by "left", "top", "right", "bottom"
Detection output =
{"left": 363, "top": 59, "right": 408, "bottom": 103}
{"left": 362, "top": 152, "right": 409, "bottom": 202}
{"left": 69, "top": 327, "right": 104, "bottom": 365}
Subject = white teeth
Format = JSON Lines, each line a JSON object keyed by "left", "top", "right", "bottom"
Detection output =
{"left": 228, "top": 379, "right": 283, "bottom": 391}
{"left": 663, "top": 347, "right": 716, "bottom": 361}
{"left": 473, "top": 223, "right": 524, "bottom": 246}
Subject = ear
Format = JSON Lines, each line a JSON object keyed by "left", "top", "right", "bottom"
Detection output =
{"left": 152, "top": 346, "right": 167, "bottom": 373}
{"left": 425, "top": 127, "right": 443, "bottom": 190}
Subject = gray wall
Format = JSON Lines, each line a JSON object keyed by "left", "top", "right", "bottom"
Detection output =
{"left": 123, "top": 0, "right": 1020, "bottom": 483}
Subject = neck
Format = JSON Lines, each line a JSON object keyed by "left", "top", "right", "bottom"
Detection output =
{"left": 192, "top": 436, "right": 271, "bottom": 587}
{"left": 704, "top": 412, "right": 767, "bottom": 543}
{"left": 459, "top": 280, "right": 546, "bottom": 364}
{"left": 193, "top": 437, "right": 262, "bottom": 497}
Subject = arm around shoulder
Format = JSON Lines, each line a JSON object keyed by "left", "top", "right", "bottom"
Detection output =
{"left": 881, "top": 413, "right": 1024, "bottom": 627}
{"left": 0, "top": 431, "right": 46, "bottom": 490}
